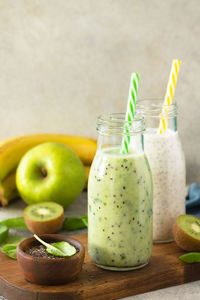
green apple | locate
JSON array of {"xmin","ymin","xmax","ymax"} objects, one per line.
[{"xmin": 16, "ymin": 142, "xmax": 85, "ymax": 207}]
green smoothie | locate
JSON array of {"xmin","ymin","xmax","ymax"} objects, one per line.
[{"xmin": 88, "ymin": 147, "xmax": 153, "ymax": 270}]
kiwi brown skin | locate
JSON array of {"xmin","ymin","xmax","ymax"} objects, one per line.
[
  {"xmin": 24, "ymin": 211, "xmax": 64, "ymax": 234},
  {"xmin": 173, "ymin": 216, "xmax": 200, "ymax": 252}
]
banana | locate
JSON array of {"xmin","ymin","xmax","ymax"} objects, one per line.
[
  {"xmin": 0, "ymin": 165, "xmax": 91, "ymax": 206},
  {"xmin": 0, "ymin": 134, "xmax": 97, "ymax": 182},
  {"xmin": 0, "ymin": 170, "xmax": 19, "ymax": 206},
  {"xmin": 84, "ymin": 165, "xmax": 91, "ymax": 189}
]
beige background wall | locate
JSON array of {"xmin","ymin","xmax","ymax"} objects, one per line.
[{"xmin": 0, "ymin": 0, "xmax": 199, "ymax": 183}]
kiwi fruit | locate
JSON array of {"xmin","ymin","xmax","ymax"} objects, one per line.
[
  {"xmin": 24, "ymin": 202, "xmax": 64, "ymax": 234},
  {"xmin": 173, "ymin": 214, "xmax": 200, "ymax": 251}
]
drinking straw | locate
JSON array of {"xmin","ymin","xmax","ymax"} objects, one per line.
[
  {"xmin": 159, "ymin": 59, "xmax": 181, "ymax": 134},
  {"xmin": 120, "ymin": 73, "xmax": 140, "ymax": 154}
]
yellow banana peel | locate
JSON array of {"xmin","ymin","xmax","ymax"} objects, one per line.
[
  {"xmin": 0, "ymin": 170, "xmax": 19, "ymax": 206},
  {"xmin": 84, "ymin": 165, "xmax": 91, "ymax": 189},
  {"xmin": 0, "ymin": 134, "xmax": 97, "ymax": 182}
]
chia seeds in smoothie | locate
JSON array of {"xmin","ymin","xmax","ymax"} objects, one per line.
[{"xmin": 88, "ymin": 147, "xmax": 153, "ymax": 270}]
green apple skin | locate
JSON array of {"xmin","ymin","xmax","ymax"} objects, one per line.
[{"xmin": 16, "ymin": 142, "xmax": 86, "ymax": 208}]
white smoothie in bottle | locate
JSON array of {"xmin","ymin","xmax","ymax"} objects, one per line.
[
  {"xmin": 137, "ymin": 98, "xmax": 186, "ymax": 243},
  {"xmin": 144, "ymin": 128, "xmax": 186, "ymax": 242}
]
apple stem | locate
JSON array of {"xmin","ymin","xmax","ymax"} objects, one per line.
[{"xmin": 41, "ymin": 166, "xmax": 47, "ymax": 177}]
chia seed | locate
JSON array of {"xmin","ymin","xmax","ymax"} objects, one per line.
[{"xmin": 25, "ymin": 244, "xmax": 77, "ymax": 259}]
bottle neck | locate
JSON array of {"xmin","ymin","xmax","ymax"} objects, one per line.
[
  {"xmin": 96, "ymin": 113, "xmax": 145, "ymax": 153},
  {"xmin": 136, "ymin": 100, "xmax": 178, "ymax": 132},
  {"xmin": 97, "ymin": 132, "xmax": 144, "ymax": 153}
]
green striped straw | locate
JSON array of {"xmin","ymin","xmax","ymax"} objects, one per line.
[{"xmin": 120, "ymin": 73, "xmax": 140, "ymax": 154}]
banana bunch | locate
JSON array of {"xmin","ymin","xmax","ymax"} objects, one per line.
[{"xmin": 0, "ymin": 134, "xmax": 96, "ymax": 206}]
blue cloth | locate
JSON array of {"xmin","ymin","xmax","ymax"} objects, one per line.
[{"xmin": 186, "ymin": 183, "xmax": 200, "ymax": 217}]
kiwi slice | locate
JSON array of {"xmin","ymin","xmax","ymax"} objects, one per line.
[
  {"xmin": 24, "ymin": 202, "xmax": 64, "ymax": 234},
  {"xmin": 173, "ymin": 214, "xmax": 200, "ymax": 251}
]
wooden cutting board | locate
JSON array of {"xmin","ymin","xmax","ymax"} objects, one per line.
[{"xmin": 0, "ymin": 233, "xmax": 200, "ymax": 300}]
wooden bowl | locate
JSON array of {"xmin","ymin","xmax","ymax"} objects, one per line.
[{"xmin": 17, "ymin": 234, "xmax": 85, "ymax": 285}]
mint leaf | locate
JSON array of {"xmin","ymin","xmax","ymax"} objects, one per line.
[
  {"xmin": 81, "ymin": 215, "xmax": 88, "ymax": 227},
  {"xmin": 1, "ymin": 236, "xmax": 25, "ymax": 247},
  {"xmin": 0, "ymin": 236, "xmax": 25, "ymax": 259},
  {"xmin": 1, "ymin": 244, "xmax": 17, "ymax": 259},
  {"xmin": 179, "ymin": 252, "xmax": 200, "ymax": 263},
  {"xmin": 0, "ymin": 224, "xmax": 9, "ymax": 244},
  {"xmin": 0, "ymin": 217, "xmax": 27, "ymax": 228},
  {"xmin": 49, "ymin": 241, "xmax": 76, "ymax": 257},
  {"xmin": 34, "ymin": 234, "xmax": 77, "ymax": 257},
  {"xmin": 62, "ymin": 215, "xmax": 88, "ymax": 230}
]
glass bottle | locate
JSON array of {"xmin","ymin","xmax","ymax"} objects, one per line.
[
  {"xmin": 88, "ymin": 113, "xmax": 153, "ymax": 271},
  {"xmin": 137, "ymin": 100, "xmax": 186, "ymax": 243}
]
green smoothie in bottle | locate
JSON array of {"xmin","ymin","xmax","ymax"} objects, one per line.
[{"xmin": 88, "ymin": 114, "xmax": 153, "ymax": 271}]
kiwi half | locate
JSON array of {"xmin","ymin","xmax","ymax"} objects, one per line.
[
  {"xmin": 24, "ymin": 202, "xmax": 64, "ymax": 234},
  {"xmin": 173, "ymin": 214, "xmax": 200, "ymax": 251}
]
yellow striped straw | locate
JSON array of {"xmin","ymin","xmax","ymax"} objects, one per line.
[{"xmin": 159, "ymin": 59, "xmax": 181, "ymax": 134}]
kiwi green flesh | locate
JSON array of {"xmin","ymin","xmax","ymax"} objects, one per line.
[
  {"xmin": 177, "ymin": 215, "xmax": 200, "ymax": 240},
  {"xmin": 24, "ymin": 202, "xmax": 64, "ymax": 221}
]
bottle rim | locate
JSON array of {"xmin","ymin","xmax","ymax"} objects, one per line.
[
  {"xmin": 97, "ymin": 113, "xmax": 145, "ymax": 135},
  {"xmin": 136, "ymin": 99, "xmax": 177, "ymax": 118}
]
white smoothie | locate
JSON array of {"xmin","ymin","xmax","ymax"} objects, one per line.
[{"xmin": 143, "ymin": 128, "xmax": 186, "ymax": 242}]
